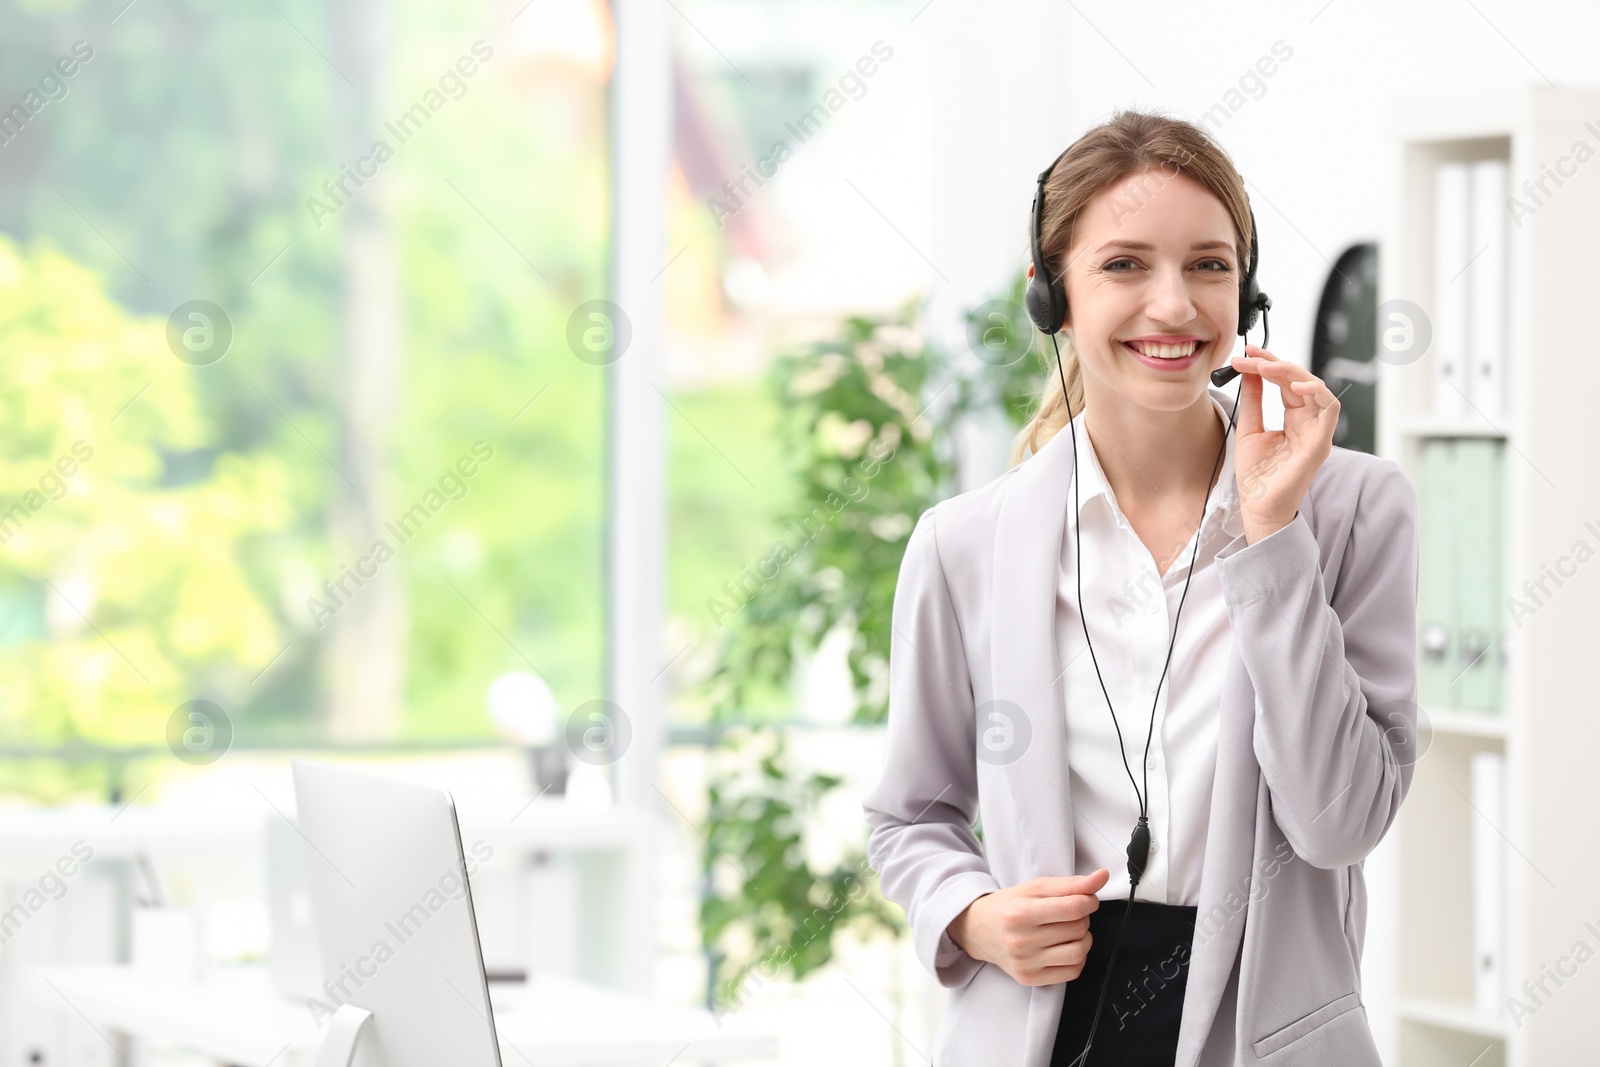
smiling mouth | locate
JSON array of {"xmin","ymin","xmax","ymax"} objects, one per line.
[{"xmin": 1121, "ymin": 339, "xmax": 1207, "ymax": 360}]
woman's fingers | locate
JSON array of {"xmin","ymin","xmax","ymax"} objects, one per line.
[
  {"xmin": 1028, "ymin": 887, "xmax": 1101, "ymax": 926},
  {"xmin": 1231, "ymin": 347, "xmax": 1321, "ymax": 409},
  {"xmin": 1025, "ymin": 932, "xmax": 1094, "ymax": 984},
  {"xmin": 1230, "ymin": 350, "xmax": 1265, "ymax": 436},
  {"xmin": 1293, "ymin": 377, "xmax": 1341, "ymax": 423},
  {"xmin": 1040, "ymin": 915, "xmax": 1091, "ymax": 941},
  {"xmin": 1042, "ymin": 931, "xmax": 1093, "ymax": 966}
]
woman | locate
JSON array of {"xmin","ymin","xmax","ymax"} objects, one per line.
[{"xmin": 861, "ymin": 109, "xmax": 1420, "ymax": 1066}]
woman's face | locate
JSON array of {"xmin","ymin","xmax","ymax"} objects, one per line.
[{"xmin": 1058, "ymin": 167, "xmax": 1241, "ymax": 410}]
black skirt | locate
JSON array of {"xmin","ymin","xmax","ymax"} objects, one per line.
[{"xmin": 1049, "ymin": 898, "xmax": 1198, "ymax": 1067}]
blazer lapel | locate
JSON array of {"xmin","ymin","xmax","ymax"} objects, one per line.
[
  {"xmin": 1174, "ymin": 648, "xmax": 1258, "ymax": 1065},
  {"xmin": 990, "ymin": 424, "xmax": 1079, "ymax": 880}
]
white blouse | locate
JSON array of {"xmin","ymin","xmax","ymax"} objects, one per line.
[{"xmin": 1054, "ymin": 391, "xmax": 1245, "ymax": 905}]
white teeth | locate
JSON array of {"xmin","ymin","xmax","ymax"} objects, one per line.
[{"xmin": 1127, "ymin": 340, "xmax": 1200, "ymax": 359}]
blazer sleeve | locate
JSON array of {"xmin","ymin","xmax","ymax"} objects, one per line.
[
  {"xmin": 1214, "ymin": 458, "xmax": 1421, "ymax": 869},
  {"xmin": 861, "ymin": 504, "xmax": 1001, "ymax": 989}
]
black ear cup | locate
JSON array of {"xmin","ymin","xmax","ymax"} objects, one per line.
[
  {"xmin": 1026, "ymin": 182, "xmax": 1068, "ymax": 335},
  {"xmin": 1025, "ymin": 261, "xmax": 1066, "ymax": 335},
  {"xmin": 1236, "ymin": 206, "xmax": 1269, "ymax": 336},
  {"xmin": 1239, "ymin": 274, "xmax": 1260, "ymax": 335}
]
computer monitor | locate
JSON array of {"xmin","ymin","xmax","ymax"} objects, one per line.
[
  {"xmin": 266, "ymin": 812, "xmax": 324, "ymax": 1002},
  {"xmin": 291, "ymin": 759, "xmax": 503, "ymax": 1066}
]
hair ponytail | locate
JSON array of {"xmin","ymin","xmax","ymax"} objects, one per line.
[{"xmin": 1007, "ymin": 331, "xmax": 1085, "ymax": 467}]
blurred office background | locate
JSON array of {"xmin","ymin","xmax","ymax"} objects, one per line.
[{"xmin": 1, "ymin": 0, "xmax": 1598, "ymax": 1063}]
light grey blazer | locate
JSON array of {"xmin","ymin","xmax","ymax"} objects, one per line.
[{"xmin": 862, "ymin": 394, "xmax": 1420, "ymax": 1066}]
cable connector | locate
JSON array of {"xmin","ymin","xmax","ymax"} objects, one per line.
[{"xmin": 1126, "ymin": 816, "xmax": 1151, "ymax": 887}]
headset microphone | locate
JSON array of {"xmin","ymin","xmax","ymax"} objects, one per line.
[
  {"xmin": 1210, "ymin": 292, "xmax": 1272, "ymax": 386},
  {"xmin": 1025, "ymin": 141, "xmax": 1269, "ymax": 1067}
]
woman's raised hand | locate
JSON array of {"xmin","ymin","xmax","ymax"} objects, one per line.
[
  {"xmin": 1228, "ymin": 343, "xmax": 1341, "ymax": 544},
  {"xmin": 946, "ymin": 867, "xmax": 1110, "ymax": 986}
]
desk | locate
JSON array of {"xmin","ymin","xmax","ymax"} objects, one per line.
[
  {"xmin": 0, "ymin": 798, "xmax": 656, "ymax": 992},
  {"xmin": 27, "ymin": 964, "xmax": 778, "ymax": 1066}
]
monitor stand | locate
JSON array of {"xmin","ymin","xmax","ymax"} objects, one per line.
[{"xmin": 315, "ymin": 1004, "xmax": 374, "ymax": 1067}]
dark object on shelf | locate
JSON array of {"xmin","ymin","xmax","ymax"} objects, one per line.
[{"xmin": 1311, "ymin": 243, "xmax": 1379, "ymax": 454}]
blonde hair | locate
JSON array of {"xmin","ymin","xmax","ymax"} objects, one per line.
[{"xmin": 1007, "ymin": 109, "xmax": 1255, "ymax": 468}]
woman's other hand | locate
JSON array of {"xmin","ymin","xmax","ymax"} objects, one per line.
[{"xmin": 946, "ymin": 867, "xmax": 1110, "ymax": 986}]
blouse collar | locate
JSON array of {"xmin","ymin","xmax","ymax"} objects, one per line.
[{"xmin": 1062, "ymin": 384, "xmax": 1245, "ymax": 546}]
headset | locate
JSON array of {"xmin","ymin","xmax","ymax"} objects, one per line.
[
  {"xmin": 1025, "ymin": 137, "xmax": 1271, "ymax": 1067},
  {"xmin": 1026, "ymin": 141, "xmax": 1271, "ymax": 361}
]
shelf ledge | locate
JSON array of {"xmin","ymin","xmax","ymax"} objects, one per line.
[
  {"xmin": 1424, "ymin": 707, "xmax": 1510, "ymax": 740},
  {"xmin": 1399, "ymin": 997, "xmax": 1509, "ymax": 1040},
  {"xmin": 1399, "ymin": 417, "xmax": 1510, "ymax": 440}
]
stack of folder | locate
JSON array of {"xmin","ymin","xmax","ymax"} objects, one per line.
[
  {"xmin": 1433, "ymin": 159, "xmax": 1510, "ymax": 423},
  {"xmin": 1417, "ymin": 437, "xmax": 1507, "ymax": 714}
]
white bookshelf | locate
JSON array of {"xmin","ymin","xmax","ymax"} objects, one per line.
[{"xmin": 1370, "ymin": 86, "xmax": 1600, "ymax": 1067}]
